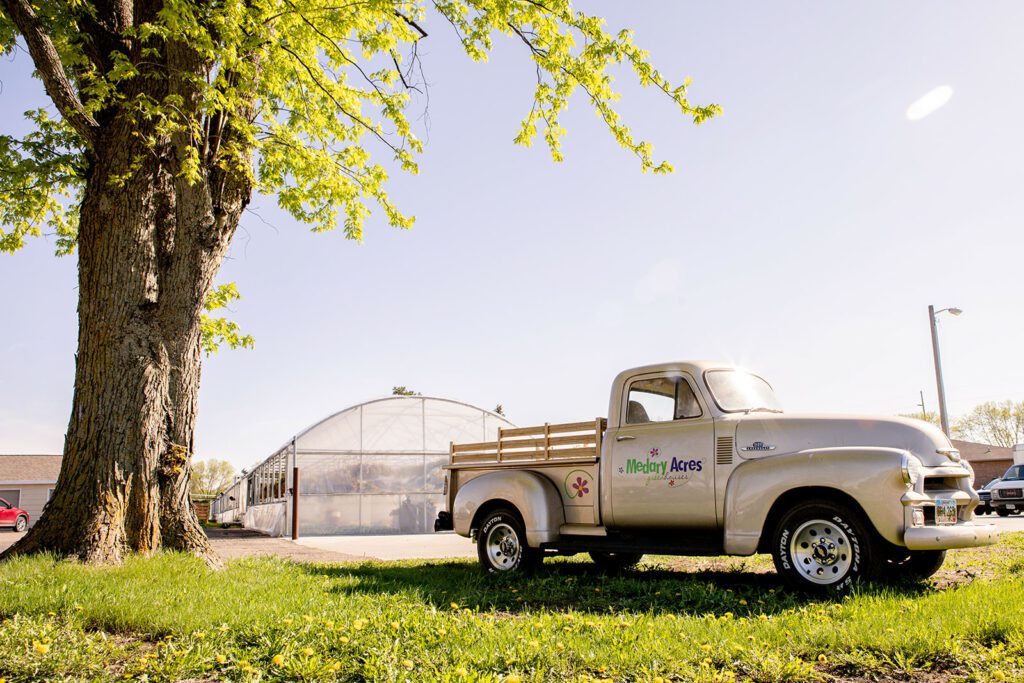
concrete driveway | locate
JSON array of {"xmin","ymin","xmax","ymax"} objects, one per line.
[{"xmin": 294, "ymin": 531, "xmax": 476, "ymax": 561}]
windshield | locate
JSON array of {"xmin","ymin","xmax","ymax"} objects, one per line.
[
  {"xmin": 705, "ymin": 370, "xmax": 783, "ymax": 413},
  {"xmin": 1003, "ymin": 466, "xmax": 1024, "ymax": 482}
]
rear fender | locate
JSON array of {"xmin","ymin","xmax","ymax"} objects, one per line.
[{"xmin": 453, "ymin": 470, "xmax": 565, "ymax": 547}]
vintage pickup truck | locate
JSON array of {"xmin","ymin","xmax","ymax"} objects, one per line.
[{"xmin": 434, "ymin": 361, "xmax": 998, "ymax": 593}]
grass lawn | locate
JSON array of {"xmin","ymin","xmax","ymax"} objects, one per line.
[{"xmin": 1, "ymin": 534, "xmax": 1023, "ymax": 682}]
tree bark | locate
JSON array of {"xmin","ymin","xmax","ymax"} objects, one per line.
[{"xmin": 2, "ymin": 31, "xmax": 248, "ymax": 567}]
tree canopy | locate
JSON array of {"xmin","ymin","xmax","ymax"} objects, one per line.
[
  {"xmin": 955, "ymin": 401, "xmax": 1024, "ymax": 448},
  {"xmin": 0, "ymin": 0, "xmax": 720, "ymax": 256},
  {"xmin": 190, "ymin": 458, "xmax": 237, "ymax": 495}
]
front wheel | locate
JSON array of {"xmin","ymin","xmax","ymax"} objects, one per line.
[
  {"xmin": 14, "ymin": 516, "xmax": 27, "ymax": 532},
  {"xmin": 771, "ymin": 500, "xmax": 878, "ymax": 594},
  {"xmin": 477, "ymin": 509, "xmax": 539, "ymax": 574},
  {"xmin": 997, "ymin": 508, "xmax": 1011, "ymax": 517}
]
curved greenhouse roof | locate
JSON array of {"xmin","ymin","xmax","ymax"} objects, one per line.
[{"xmin": 242, "ymin": 396, "xmax": 513, "ymax": 535}]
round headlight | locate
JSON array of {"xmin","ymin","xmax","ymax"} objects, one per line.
[{"xmin": 901, "ymin": 454, "xmax": 923, "ymax": 487}]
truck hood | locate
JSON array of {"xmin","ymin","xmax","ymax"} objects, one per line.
[{"xmin": 733, "ymin": 413, "xmax": 956, "ymax": 467}]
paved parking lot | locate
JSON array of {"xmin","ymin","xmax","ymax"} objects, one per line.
[{"xmin": 3, "ymin": 515, "xmax": 1023, "ymax": 561}]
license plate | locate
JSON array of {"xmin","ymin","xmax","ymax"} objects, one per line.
[{"xmin": 935, "ymin": 498, "xmax": 957, "ymax": 526}]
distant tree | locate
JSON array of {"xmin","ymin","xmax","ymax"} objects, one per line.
[
  {"xmin": 190, "ymin": 459, "xmax": 236, "ymax": 496},
  {"xmin": 392, "ymin": 386, "xmax": 421, "ymax": 396},
  {"xmin": 898, "ymin": 411, "xmax": 941, "ymax": 428},
  {"xmin": 494, "ymin": 404, "xmax": 506, "ymax": 417},
  {"xmin": 954, "ymin": 401, "xmax": 1024, "ymax": 448}
]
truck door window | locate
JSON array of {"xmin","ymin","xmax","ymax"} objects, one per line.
[{"xmin": 626, "ymin": 377, "xmax": 703, "ymax": 424}]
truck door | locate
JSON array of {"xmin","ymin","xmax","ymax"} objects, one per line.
[{"xmin": 606, "ymin": 372, "xmax": 716, "ymax": 529}]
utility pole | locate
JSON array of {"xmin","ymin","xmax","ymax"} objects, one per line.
[{"xmin": 928, "ymin": 305, "xmax": 962, "ymax": 437}]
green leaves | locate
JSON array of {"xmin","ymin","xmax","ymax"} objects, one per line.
[
  {"xmin": 0, "ymin": 110, "xmax": 83, "ymax": 255},
  {"xmin": 2, "ymin": 0, "xmax": 720, "ymax": 251},
  {"xmin": 200, "ymin": 283, "xmax": 254, "ymax": 356}
]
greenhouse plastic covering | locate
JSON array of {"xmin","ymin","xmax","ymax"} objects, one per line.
[{"xmin": 245, "ymin": 397, "xmax": 511, "ymax": 535}]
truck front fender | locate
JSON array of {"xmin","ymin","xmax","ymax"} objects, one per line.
[
  {"xmin": 723, "ymin": 447, "xmax": 910, "ymax": 555},
  {"xmin": 453, "ymin": 470, "xmax": 565, "ymax": 547}
]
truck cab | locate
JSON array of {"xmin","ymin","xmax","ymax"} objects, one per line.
[{"xmin": 437, "ymin": 361, "xmax": 998, "ymax": 593}]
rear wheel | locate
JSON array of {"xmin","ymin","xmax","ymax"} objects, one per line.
[
  {"xmin": 997, "ymin": 508, "xmax": 1011, "ymax": 517},
  {"xmin": 14, "ymin": 516, "xmax": 27, "ymax": 532},
  {"xmin": 589, "ymin": 551, "xmax": 643, "ymax": 573},
  {"xmin": 771, "ymin": 500, "xmax": 878, "ymax": 594},
  {"xmin": 477, "ymin": 509, "xmax": 540, "ymax": 574}
]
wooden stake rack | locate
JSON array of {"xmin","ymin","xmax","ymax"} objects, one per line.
[{"xmin": 448, "ymin": 418, "xmax": 607, "ymax": 468}]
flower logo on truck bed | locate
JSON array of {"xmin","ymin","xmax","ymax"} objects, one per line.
[{"xmin": 564, "ymin": 470, "xmax": 592, "ymax": 499}]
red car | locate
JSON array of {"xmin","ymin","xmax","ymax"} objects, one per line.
[{"xmin": 0, "ymin": 497, "xmax": 29, "ymax": 532}]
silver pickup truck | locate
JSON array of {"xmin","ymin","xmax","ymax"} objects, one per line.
[{"xmin": 434, "ymin": 361, "xmax": 998, "ymax": 593}]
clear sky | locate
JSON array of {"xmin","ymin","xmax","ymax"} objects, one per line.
[{"xmin": 2, "ymin": 2, "xmax": 1023, "ymax": 472}]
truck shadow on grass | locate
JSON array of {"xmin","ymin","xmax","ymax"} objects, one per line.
[{"xmin": 300, "ymin": 557, "xmax": 934, "ymax": 618}]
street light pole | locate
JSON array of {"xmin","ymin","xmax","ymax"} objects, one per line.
[{"xmin": 928, "ymin": 305, "xmax": 962, "ymax": 437}]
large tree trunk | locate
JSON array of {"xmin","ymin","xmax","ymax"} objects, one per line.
[
  {"xmin": 6, "ymin": 132, "xmax": 216, "ymax": 564},
  {"xmin": 0, "ymin": 5, "xmax": 253, "ymax": 566}
]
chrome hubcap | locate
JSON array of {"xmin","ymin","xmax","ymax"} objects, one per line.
[
  {"xmin": 790, "ymin": 519, "xmax": 852, "ymax": 585},
  {"xmin": 485, "ymin": 522, "xmax": 520, "ymax": 570}
]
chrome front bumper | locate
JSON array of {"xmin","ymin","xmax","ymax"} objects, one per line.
[{"xmin": 904, "ymin": 522, "xmax": 998, "ymax": 550}]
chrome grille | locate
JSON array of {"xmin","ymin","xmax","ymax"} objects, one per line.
[
  {"xmin": 996, "ymin": 488, "xmax": 1023, "ymax": 499},
  {"xmin": 716, "ymin": 436, "xmax": 734, "ymax": 465}
]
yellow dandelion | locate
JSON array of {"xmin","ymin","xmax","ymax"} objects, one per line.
[
  {"xmin": 324, "ymin": 620, "xmax": 334, "ymax": 628},
  {"xmin": 818, "ymin": 654, "xmax": 828, "ymax": 665},
  {"xmin": 272, "ymin": 654, "xmax": 285, "ymax": 667},
  {"xmin": 993, "ymin": 672, "xmax": 1006, "ymax": 681},
  {"xmin": 47, "ymin": 611, "xmax": 55, "ymax": 617},
  {"xmin": 215, "ymin": 654, "xmax": 227, "ymax": 664},
  {"xmin": 217, "ymin": 623, "xmax": 230, "ymax": 632},
  {"xmin": 340, "ymin": 636, "xmax": 350, "ymax": 644},
  {"xmin": 738, "ymin": 599, "xmax": 748, "ymax": 605},
  {"xmin": 32, "ymin": 640, "xmax": 50, "ymax": 655},
  {"xmin": 402, "ymin": 659, "xmax": 414, "ymax": 670},
  {"xmin": 391, "ymin": 621, "xmax": 400, "ymax": 630},
  {"xmin": 282, "ymin": 617, "xmax": 294, "ymax": 626},
  {"xmin": 301, "ymin": 647, "xmax": 314, "ymax": 657},
  {"xmin": 242, "ymin": 665, "xmax": 256, "ymax": 674},
  {"xmin": 722, "ymin": 612, "xmax": 734, "ymax": 619},
  {"xmin": 455, "ymin": 667, "xmax": 469, "ymax": 677},
  {"xmin": 701, "ymin": 644, "xmax": 712, "ymax": 652},
  {"xmin": 329, "ymin": 662, "xmax": 341, "ymax": 672},
  {"xmin": 505, "ymin": 675, "xmax": 522, "ymax": 683},
  {"xmin": 195, "ymin": 631, "xmax": 207, "ymax": 639},
  {"xmin": 438, "ymin": 628, "xmax": 448, "ymax": 637},
  {"xmin": 596, "ymin": 666, "xmax": 607, "ymax": 673},
  {"xmin": 303, "ymin": 614, "xmax": 314, "ymax": 623},
  {"xmin": 528, "ymin": 639, "xmax": 539, "ymax": 648},
  {"xmin": 556, "ymin": 642, "xmax": 565, "ymax": 651},
  {"xmin": 450, "ymin": 602, "xmax": 460, "ymax": 609},
  {"xmin": 654, "ymin": 677, "xmax": 665, "ymax": 683}
]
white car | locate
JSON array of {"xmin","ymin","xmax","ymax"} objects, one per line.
[{"xmin": 989, "ymin": 465, "xmax": 1024, "ymax": 517}]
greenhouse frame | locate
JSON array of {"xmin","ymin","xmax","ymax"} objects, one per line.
[{"xmin": 211, "ymin": 396, "xmax": 512, "ymax": 536}]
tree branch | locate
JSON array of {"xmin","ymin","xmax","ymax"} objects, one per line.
[{"xmin": 0, "ymin": 0, "xmax": 99, "ymax": 147}]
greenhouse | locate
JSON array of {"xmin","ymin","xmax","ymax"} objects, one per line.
[{"xmin": 212, "ymin": 396, "xmax": 512, "ymax": 536}]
